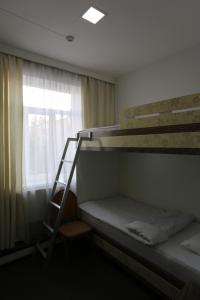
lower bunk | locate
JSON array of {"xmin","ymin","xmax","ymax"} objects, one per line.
[{"xmin": 79, "ymin": 196, "xmax": 200, "ymax": 299}]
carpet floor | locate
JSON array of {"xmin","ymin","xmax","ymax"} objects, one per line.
[{"xmin": 0, "ymin": 240, "xmax": 162, "ymax": 300}]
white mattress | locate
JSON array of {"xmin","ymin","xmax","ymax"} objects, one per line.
[
  {"xmin": 79, "ymin": 124, "xmax": 120, "ymax": 133},
  {"xmin": 80, "ymin": 196, "xmax": 200, "ymax": 285}
]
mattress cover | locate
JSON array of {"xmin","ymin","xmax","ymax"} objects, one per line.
[
  {"xmin": 79, "ymin": 124, "xmax": 120, "ymax": 134},
  {"xmin": 80, "ymin": 196, "xmax": 200, "ymax": 285}
]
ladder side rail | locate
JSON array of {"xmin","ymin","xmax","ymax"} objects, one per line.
[
  {"xmin": 45, "ymin": 136, "xmax": 91, "ymax": 262},
  {"xmin": 55, "ymin": 135, "xmax": 92, "ymax": 227},
  {"xmin": 50, "ymin": 137, "xmax": 77, "ymax": 199},
  {"xmin": 44, "ymin": 137, "xmax": 77, "ymax": 225}
]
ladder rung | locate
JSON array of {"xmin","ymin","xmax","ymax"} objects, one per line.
[
  {"xmin": 36, "ymin": 242, "xmax": 47, "ymax": 259},
  {"xmin": 50, "ymin": 201, "xmax": 61, "ymax": 209},
  {"xmin": 56, "ymin": 180, "xmax": 66, "ymax": 186},
  {"xmin": 62, "ymin": 159, "xmax": 73, "ymax": 163},
  {"xmin": 43, "ymin": 222, "xmax": 54, "ymax": 234}
]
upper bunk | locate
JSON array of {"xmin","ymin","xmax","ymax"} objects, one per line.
[{"xmin": 78, "ymin": 92, "xmax": 200, "ymax": 155}]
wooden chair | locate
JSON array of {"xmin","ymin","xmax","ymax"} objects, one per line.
[{"xmin": 51, "ymin": 189, "xmax": 92, "ymax": 242}]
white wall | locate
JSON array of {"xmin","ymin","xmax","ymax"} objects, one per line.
[
  {"xmin": 77, "ymin": 152, "xmax": 120, "ymax": 203},
  {"xmin": 119, "ymin": 153, "xmax": 200, "ymax": 219},
  {"xmin": 116, "ymin": 44, "xmax": 200, "ymax": 217},
  {"xmin": 117, "ymin": 43, "xmax": 200, "ymax": 114}
]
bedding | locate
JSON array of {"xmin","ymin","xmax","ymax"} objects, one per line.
[
  {"xmin": 80, "ymin": 198, "xmax": 200, "ymax": 285},
  {"xmin": 81, "ymin": 208, "xmax": 200, "ymax": 285},
  {"xmin": 181, "ymin": 233, "xmax": 200, "ymax": 256},
  {"xmin": 125, "ymin": 220, "xmax": 168, "ymax": 245},
  {"xmin": 80, "ymin": 195, "xmax": 194, "ymax": 245},
  {"xmin": 126, "ymin": 213, "xmax": 194, "ymax": 245}
]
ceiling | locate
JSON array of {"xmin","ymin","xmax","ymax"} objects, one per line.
[{"xmin": 0, "ymin": 0, "xmax": 200, "ymax": 78}]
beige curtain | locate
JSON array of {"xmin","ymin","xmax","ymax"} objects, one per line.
[
  {"xmin": 0, "ymin": 53, "xmax": 25, "ymax": 250},
  {"xmin": 81, "ymin": 76, "xmax": 116, "ymax": 128}
]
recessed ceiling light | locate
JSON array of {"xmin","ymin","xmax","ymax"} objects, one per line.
[{"xmin": 82, "ymin": 6, "xmax": 106, "ymax": 24}]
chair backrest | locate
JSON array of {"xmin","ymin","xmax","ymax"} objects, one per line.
[{"xmin": 52, "ymin": 189, "xmax": 78, "ymax": 221}]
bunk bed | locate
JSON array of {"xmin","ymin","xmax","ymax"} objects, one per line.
[
  {"xmin": 79, "ymin": 92, "xmax": 200, "ymax": 154},
  {"xmin": 77, "ymin": 92, "xmax": 200, "ymax": 299}
]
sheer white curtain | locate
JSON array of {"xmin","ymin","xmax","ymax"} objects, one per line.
[{"xmin": 22, "ymin": 62, "xmax": 82, "ymax": 223}]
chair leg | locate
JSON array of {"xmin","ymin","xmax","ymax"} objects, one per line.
[
  {"xmin": 63, "ymin": 239, "xmax": 70, "ymax": 263},
  {"xmin": 87, "ymin": 232, "xmax": 94, "ymax": 252}
]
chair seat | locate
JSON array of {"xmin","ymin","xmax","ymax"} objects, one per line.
[{"xmin": 59, "ymin": 221, "xmax": 92, "ymax": 239}]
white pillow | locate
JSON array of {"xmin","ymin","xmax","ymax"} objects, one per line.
[
  {"xmin": 162, "ymin": 213, "xmax": 194, "ymax": 237},
  {"xmin": 181, "ymin": 233, "xmax": 200, "ymax": 256},
  {"xmin": 126, "ymin": 221, "xmax": 168, "ymax": 246}
]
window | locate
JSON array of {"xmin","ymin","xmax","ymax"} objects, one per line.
[{"xmin": 22, "ymin": 63, "xmax": 82, "ymax": 190}]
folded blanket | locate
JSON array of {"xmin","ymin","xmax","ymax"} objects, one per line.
[
  {"xmin": 126, "ymin": 221, "xmax": 168, "ymax": 245},
  {"xmin": 181, "ymin": 233, "xmax": 200, "ymax": 256},
  {"xmin": 126, "ymin": 213, "xmax": 194, "ymax": 246}
]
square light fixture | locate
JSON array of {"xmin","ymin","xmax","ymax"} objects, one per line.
[{"xmin": 82, "ymin": 6, "xmax": 106, "ymax": 24}]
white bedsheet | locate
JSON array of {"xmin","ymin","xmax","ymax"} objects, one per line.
[
  {"xmin": 80, "ymin": 195, "xmax": 193, "ymax": 245},
  {"xmin": 80, "ymin": 196, "xmax": 200, "ymax": 285},
  {"xmin": 80, "ymin": 195, "xmax": 171, "ymax": 227},
  {"xmin": 181, "ymin": 233, "xmax": 200, "ymax": 256},
  {"xmin": 80, "ymin": 124, "xmax": 120, "ymax": 133}
]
